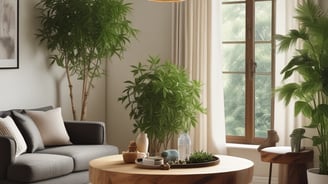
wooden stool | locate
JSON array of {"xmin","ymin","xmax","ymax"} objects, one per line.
[{"xmin": 260, "ymin": 146, "xmax": 313, "ymax": 184}]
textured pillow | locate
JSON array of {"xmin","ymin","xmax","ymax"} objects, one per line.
[
  {"xmin": 12, "ymin": 111, "xmax": 45, "ymax": 152},
  {"xmin": 0, "ymin": 116, "xmax": 27, "ymax": 156},
  {"xmin": 26, "ymin": 108, "xmax": 71, "ymax": 146}
]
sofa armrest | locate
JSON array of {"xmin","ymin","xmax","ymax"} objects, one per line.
[
  {"xmin": 0, "ymin": 136, "xmax": 15, "ymax": 179},
  {"xmin": 64, "ymin": 121, "xmax": 106, "ymax": 145}
]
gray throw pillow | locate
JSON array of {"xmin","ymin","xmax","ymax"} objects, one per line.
[{"xmin": 12, "ymin": 111, "xmax": 44, "ymax": 152}]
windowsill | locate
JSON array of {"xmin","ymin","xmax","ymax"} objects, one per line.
[{"xmin": 226, "ymin": 143, "xmax": 259, "ymax": 150}]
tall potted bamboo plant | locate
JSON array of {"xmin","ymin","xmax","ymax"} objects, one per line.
[
  {"xmin": 36, "ymin": 0, "xmax": 137, "ymax": 120},
  {"xmin": 276, "ymin": 0, "xmax": 328, "ymax": 181},
  {"xmin": 119, "ymin": 56, "xmax": 206, "ymax": 155}
]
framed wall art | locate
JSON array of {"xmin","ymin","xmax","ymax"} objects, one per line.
[{"xmin": 0, "ymin": 0, "xmax": 18, "ymax": 69}]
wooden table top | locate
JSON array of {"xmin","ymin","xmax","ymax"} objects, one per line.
[
  {"xmin": 89, "ymin": 154, "xmax": 254, "ymax": 184},
  {"xmin": 260, "ymin": 147, "xmax": 314, "ymax": 164}
]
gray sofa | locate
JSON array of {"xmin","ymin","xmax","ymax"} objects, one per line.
[{"xmin": 0, "ymin": 107, "xmax": 119, "ymax": 184}]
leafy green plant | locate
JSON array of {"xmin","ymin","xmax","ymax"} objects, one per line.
[
  {"xmin": 188, "ymin": 151, "xmax": 215, "ymax": 163},
  {"xmin": 276, "ymin": 0, "xmax": 328, "ymax": 175},
  {"xmin": 36, "ymin": 0, "xmax": 137, "ymax": 120},
  {"xmin": 118, "ymin": 56, "xmax": 206, "ymax": 155}
]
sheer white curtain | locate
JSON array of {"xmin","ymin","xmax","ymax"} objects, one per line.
[
  {"xmin": 275, "ymin": 0, "xmax": 303, "ymax": 146},
  {"xmin": 171, "ymin": 0, "xmax": 226, "ymax": 154}
]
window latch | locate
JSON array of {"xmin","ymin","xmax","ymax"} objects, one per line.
[{"xmin": 252, "ymin": 62, "xmax": 257, "ymax": 73}]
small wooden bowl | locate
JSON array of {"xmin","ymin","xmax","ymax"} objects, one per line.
[{"xmin": 122, "ymin": 151, "xmax": 146, "ymax": 163}]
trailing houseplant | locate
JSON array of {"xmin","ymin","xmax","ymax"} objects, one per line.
[
  {"xmin": 276, "ymin": 0, "xmax": 328, "ymax": 175},
  {"xmin": 118, "ymin": 56, "xmax": 206, "ymax": 155},
  {"xmin": 36, "ymin": 0, "xmax": 137, "ymax": 120}
]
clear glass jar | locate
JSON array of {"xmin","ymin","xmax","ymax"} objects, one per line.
[{"xmin": 178, "ymin": 133, "xmax": 191, "ymax": 161}]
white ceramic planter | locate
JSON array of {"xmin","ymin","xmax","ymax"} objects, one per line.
[
  {"xmin": 136, "ymin": 133, "xmax": 149, "ymax": 153},
  {"xmin": 307, "ymin": 168, "xmax": 328, "ymax": 184}
]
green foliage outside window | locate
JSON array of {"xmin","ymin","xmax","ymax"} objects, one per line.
[{"xmin": 222, "ymin": 1, "xmax": 273, "ymax": 139}]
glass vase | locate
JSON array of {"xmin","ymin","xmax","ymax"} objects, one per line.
[{"xmin": 178, "ymin": 133, "xmax": 191, "ymax": 161}]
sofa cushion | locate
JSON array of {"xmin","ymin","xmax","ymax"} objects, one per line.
[
  {"xmin": 0, "ymin": 110, "xmax": 12, "ymax": 118},
  {"xmin": 38, "ymin": 145, "xmax": 119, "ymax": 171},
  {"xmin": 26, "ymin": 108, "xmax": 71, "ymax": 146},
  {"xmin": 0, "ymin": 116, "xmax": 27, "ymax": 156},
  {"xmin": 11, "ymin": 111, "xmax": 45, "ymax": 153},
  {"xmin": 7, "ymin": 153, "xmax": 74, "ymax": 183}
]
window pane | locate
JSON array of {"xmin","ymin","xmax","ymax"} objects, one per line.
[
  {"xmin": 223, "ymin": 74, "xmax": 245, "ymax": 136},
  {"xmin": 255, "ymin": 75, "xmax": 271, "ymax": 138},
  {"xmin": 255, "ymin": 1, "xmax": 272, "ymax": 41},
  {"xmin": 222, "ymin": 44, "xmax": 245, "ymax": 72},
  {"xmin": 255, "ymin": 43, "xmax": 271, "ymax": 73},
  {"xmin": 221, "ymin": 0, "xmax": 275, "ymax": 143},
  {"xmin": 222, "ymin": 4, "xmax": 245, "ymax": 41}
]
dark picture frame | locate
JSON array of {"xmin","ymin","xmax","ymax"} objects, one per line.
[{"xmin": 0, "ymin": 0, "xmax": 19, "ymax": 69}]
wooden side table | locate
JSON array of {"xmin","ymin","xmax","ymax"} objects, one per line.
[
  {"xmin": 89, "ymin": 154, "xmax": 254, "ymax": 184},
  {"xmin": 260, "ymin": 146, "xmax": 313, "ymax": 184}
]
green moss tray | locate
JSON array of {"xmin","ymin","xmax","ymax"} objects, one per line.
[{"xmin": 170, "ymin": 156, "xmax": 220, "ymax": 168}]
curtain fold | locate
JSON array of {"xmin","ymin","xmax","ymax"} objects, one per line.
[
  {"xmin": 275, "ymin": 0, "xmax": 305, "ymax": 146},
  {"xmin": 171, "ymin": 0, "xmax": 226, "ymax": 154}
]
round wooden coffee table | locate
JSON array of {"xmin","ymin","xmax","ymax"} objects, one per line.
[{"xmin": 89, "ymin": 154, "xmax": 254, "ymax": 184}]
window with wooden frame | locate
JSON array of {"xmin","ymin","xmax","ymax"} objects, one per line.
[{"xmin": 221, "ymin": 0, "xmax": 276, "ymax": 144}]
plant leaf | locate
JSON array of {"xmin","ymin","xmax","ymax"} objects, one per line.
[{"xmin": 295, "ymin": 101, "xmax": 312, "ymax": 117}]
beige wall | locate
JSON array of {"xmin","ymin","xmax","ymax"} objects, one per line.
[
  {"xmin": 0, "ymin": 0, "xmax": 57, "ymax": 111},
  {"xmin": 106, "ymin": 0, "xmax": 172, "ymax": 152}
]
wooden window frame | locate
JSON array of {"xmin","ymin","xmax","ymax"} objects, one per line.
[{"xmin": 222, "ymin": 0, "xmax": 276, "ymax": 144}]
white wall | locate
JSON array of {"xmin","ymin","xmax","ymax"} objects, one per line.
[
  {"xmin": 0, "ymin": 0, "xmax": 106, "ymax": 122},
  {"xmin": 106, "ymin": 1, "xmax": 172, "ymax": 151},
  {"xmin": 0, "ymin": 0, "xmax": 56, "ymax": 110}
]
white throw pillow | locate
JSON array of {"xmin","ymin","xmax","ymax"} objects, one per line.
[
  {"xmin": 26, "ymin": 107, "xmax": 71, "ymax": 146},
  {"xmin": 0, "ymin": 116, "xmax": 27, "ymax": 156}
]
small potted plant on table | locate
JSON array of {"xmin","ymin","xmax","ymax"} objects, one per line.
[{"xmin": 119, "ymin": 56, "xmax": 206, "ymax": 155}]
